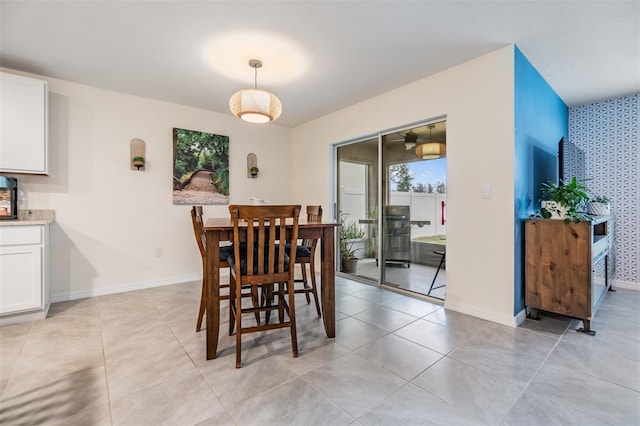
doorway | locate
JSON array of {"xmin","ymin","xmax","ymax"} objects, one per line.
[{"xmin": 336, "ymin": 119, "xmax": 447, "ymax": 299}]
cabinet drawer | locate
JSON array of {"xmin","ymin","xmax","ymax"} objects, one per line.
[{"xmin": 0, "ymin": 226, "xmax": 42, "ymax": 246}]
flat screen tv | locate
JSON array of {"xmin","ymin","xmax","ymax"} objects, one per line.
[{"xmin": 559, "ymin": 137, "xmax": 585, "ymax": 183}]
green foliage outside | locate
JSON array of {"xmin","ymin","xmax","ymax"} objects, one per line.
[
  {"xmin": 173, "ymin": 128, "xmax": 229, "ymax": 195},
  {"xmin": 413, "ymin": 182, "xmax": 428, "ymax": 193},
  {"xmin": 390, "ymin": 164, "xmax": 446, "ymax": 193},
  {"xmin": 389, "ymin": 164, "xmax": 413, "ymax": 192}
]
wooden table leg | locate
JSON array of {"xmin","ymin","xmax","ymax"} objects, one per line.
[
  {"xmin": 206, "ymin": 230, "xmax": 220, "ymax": 359},
  {"xmin": 320, "ymin": 226, "xmax": 335, "ymax": 338}
]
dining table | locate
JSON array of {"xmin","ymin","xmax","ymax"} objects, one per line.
[{"xmin": 203, "ymin": 216, "xmax": 340, "ymax": 360}]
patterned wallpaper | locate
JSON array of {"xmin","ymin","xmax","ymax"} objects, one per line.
[{"xmin": 569, "ymin": 94, "xmax": 639, "ymax": 286}]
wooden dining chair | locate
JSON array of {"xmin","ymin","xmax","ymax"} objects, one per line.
[
  {"xmin": 293, "ymin": 205, "xmax": 322, "ymax": 317},
  {"xmin": 190, "ymin": 206, "xmax": 259, "ymax": 333},
  {"xmin": 227, "ymin": 204, "xmax": 301, "ymax": 368}
]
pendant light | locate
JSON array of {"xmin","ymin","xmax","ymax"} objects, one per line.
[
  {"xmin": 415, "ymin": 124, "xmax": 446, "ymax": 159},
  {"xmin": 229, "ymin": 60, "xmax": 282, "ymax": 123}
]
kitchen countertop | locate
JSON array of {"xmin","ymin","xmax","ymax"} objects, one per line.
[{"xmin": 0, "ymin": 209, "xmax": 55, "ymax": 226}]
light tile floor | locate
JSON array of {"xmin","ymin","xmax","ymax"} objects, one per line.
[
  {"xmin": 1, "ymin": 277, "xmax": 638, "ymax": 425},
  {"xmin": 348, "ymin": 258, "xmax": 447, "ymax": 300}
]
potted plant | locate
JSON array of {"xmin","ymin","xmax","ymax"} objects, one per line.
[
  {"xmin": 132, "ymin": 156, "xmax": 145, "ymax": 170},
  {"xmin": 588, "ymin": 195, "xmax": 610, "ymax": 215},
  {"xmin": 249, "ymin": 166, "xmax": 259, "ymax": 177},
  {"xmin": 540, "ymin": 177, "xmax": 590, "ymax": 223},
  {"xmin": 339, "ymin": 213, "xmax": 366, "ymax": 273}
]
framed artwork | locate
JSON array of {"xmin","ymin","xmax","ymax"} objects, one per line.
[{"xmin": 172, "ymin": 127, "xmax": 229, "ymax": 205}]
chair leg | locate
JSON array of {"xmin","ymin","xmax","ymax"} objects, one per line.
[
  {"xmin": 278, "ymin": 283, "xmax": 286, "ymax": 323},
  {"xmin": 251, "ymin": 287, "xmax": 261, "ymax": 325},
  {"xmin": 300, "ymin": 264, "xmax": 311, "ymax": 304},
  {"xmin": 196, "ymin": 277, "xmax": 206, "ymax": 332},
  {"xmin": 428, "ymin": 252, "xmax": 446, "ymax": 295},
  {"xmin": 235, "ymin": 281, "xmax": 243, "ymax": 368},
  {"xmin": 288, "ymin": 280, "xmax": 298, "ymax": 358},
  {"xmin": 309, "ymin": 260, "xmax": 322, "ymax": 317},
  {"xmin": 229, "ymin": 275, "xmax": 236, "ymax": 336},
  {"xmin": 264, "ymin": 284, "xmax": 273, "ymax": 325}
]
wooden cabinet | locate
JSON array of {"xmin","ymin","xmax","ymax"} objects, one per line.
[
  {"xmin": 525, "ymin": 216, "xmax": 614, "ymax": 334},
  {"xmin": 0, "ymin": 72, "xmax": 48, "ymax": 174},
  {"xmin": 0, "ymin": 224, "xmax": 50, "ymax": 324}
]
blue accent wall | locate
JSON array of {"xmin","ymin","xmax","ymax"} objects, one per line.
[{"xmin": 514, "ymin": 46, "xmax": 568, "ymax": 315}]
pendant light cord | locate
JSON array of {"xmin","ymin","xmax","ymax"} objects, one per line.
[{"xmin": 254, "ymin": 66, "xmax": 258, "ymax": 89}]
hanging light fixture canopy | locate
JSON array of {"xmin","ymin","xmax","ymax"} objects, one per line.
[
  {"xmin": 414, "ymin": 124, "xmax": 446, "ymax": 159},
  {"xmin": 229, "ymin": 60, "xmax": 282, "ymax": 124}
]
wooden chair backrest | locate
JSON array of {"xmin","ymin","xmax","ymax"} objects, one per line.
[
  {"xmin": 191, "ymin": 206, "xmax": 206, "ymax": 258},
  {"xmin": 228, "ymin": 205, "xmax": 301, "ymax": 285},
  {"xmin": 302, "ymin": 205, "xmax": 323, "ymax": 250}
]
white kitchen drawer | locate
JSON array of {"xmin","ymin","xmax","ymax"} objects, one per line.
[{"xmin": 0, "ymin": 226, "xmax": 42, "ymax": 246}]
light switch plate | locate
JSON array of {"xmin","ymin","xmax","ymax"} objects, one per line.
[{"xmin": 481, "ymin": 184, "xmax": 492, "ymax": 199}]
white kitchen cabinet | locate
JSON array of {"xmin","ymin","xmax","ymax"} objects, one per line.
[
  {"xmin": 0, "ymin": 224, "xmax": 50, "ymax": 324},
  {"xmin": 0, "ymin": 71, "xmax": 48, "ymax": 174}
]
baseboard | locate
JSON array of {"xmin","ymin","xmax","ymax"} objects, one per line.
[
  {"xmin": 612, "ymin": 279, "xmax": 640, "ymax": 291},
  {"xmin": 513, "ymin": 308, "xmax": 528, "ymax": 326},
  {"xmin": 0, "ymin": 303, "xmax": 49, "ymax": 326},
  {"xmin": 444, "ymin": 300, "xmax": 524, "ymax": 328},
  {"xmin": 443, "ymin": 281, "xmax": 638, "ymax": 329},
  {"xmin": 51, "ymin": 274, "xmax": 201, "ymax": 303}
]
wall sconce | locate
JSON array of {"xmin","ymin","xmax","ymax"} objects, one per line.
[
  {"xmin": 247, "ymin": 153, "xmax": 258, "ymax": 178},
  {"xmin": 130, "ymin": 138, "xmax": 146, "ymax": 170}
]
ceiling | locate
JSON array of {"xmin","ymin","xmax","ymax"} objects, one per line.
[{"xmin": 1, "ymin": 1, "xmax": 638, "ymax": 128}]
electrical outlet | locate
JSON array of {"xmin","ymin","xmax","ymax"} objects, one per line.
[{"xmin": 154, "ymin": 247, "xmax": 163, "ymax": 257}]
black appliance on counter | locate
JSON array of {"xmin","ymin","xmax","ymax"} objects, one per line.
[
  {"xmin": 384, "ymin": 205, "xmax": 411, "ymax": 267},
  {"xmin": 0, "ymin": 176, "xmax": 18, "ymax": 220}
]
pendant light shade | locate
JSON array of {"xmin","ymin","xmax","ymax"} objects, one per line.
[
  {"xmin": 229, "ymin": 60, "xmax": 282, "ymax": 123},
  {"xmin": 415, "ymin": 142, "xmax": 446, "ymax": 159},
  {"xmin": 414, "ymin": 123, "xmax": 446, "ymax": 159}
]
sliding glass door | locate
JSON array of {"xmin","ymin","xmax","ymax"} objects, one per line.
[
  {"xmin": 336, "ymin": 119, "xmax": 447, "ymax": 299},
  {"xmin": 337, "ymin": 136, "xmax": 380, "ymax": 283}
]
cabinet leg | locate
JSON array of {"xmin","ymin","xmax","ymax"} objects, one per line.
[
  {"xmin": 604, "ymin": 254, "xmax": 615, "ymax": 291},
  {"xmin": 528, "ymin": 308, "xmax": 540, "ymax": 321},
  {"xmin": 576, "ymin": 319, "xmax": 596, "ymax": 336}
]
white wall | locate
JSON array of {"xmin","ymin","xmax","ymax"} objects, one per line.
[
  {"xmin": 2, "ymin": 68, "xmax": 293, "ymax": 301},
  {"xmin": 3, "ymin": 45, "xmax": 520, "ymax": 326},
  {"xmin": 291, "ymin": 46, "xmax": 518, "ymax": 326}
]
